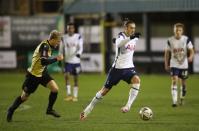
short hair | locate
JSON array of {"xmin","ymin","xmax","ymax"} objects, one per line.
[
  {"xmin": 49, "ymin": 30, "xmax": 61, "ymax": 40},
  {"xmin": 174, "ymin": 23, "xmax": 184, "ymax": 29},
  {"xmin": 123, "ymin": 18, "xmax": 135, "ymax": 27},
  {"xmin": 67, "ymin": 22, "xmax": 75, "ymax": 27}
]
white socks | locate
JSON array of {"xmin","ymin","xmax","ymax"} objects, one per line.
[
  {"xmin": 66, "ymin": 85, "xmax": 71, "ymax": 96},
  {"xmin": 171, "ymin": 85, "xmax": 178, "ymax": 104},
  {"xmin": 66, "ymin": 85, "xmax": 78, "ymax": 98},
  {"xmin": 84, "ymin": 91, "xmax": 102, "ymax": 113},
  {"xmin": 180, "ymin": 86, "xmax": 183, "ymax": 99},
  {"xmin": 84, "ymin": 84, "xmax": 140, "ymax": 115},
  {"xmin": 73, "ymin": 86, "xmax": 78, "ymax": 98},
  {"xmin": 126, "ymin": 84, "xmax": 140, "ymax": 109}
]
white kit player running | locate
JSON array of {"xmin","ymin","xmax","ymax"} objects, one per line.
[
  {"xmin": 59, "ymin": 22, "xmax": 83, "ymax": 102},
  {"xmin": 80, "ymin": 20, "xmax": 141, "ymax": 120},
  {"xmin": 164, "ymin": 23, "xmax": 194, "ymax": 107}
]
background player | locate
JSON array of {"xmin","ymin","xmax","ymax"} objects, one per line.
[
  {"xmin": 164, "ymin": 23, "xmax": 194, "ymax": 107},
  {"xmin": 80, "ymin": 20, "xmax": 141, "ymax": 120},
  {"xmin": 7, "ymin": 30, "xmax": 63, "ymax": 122},
  {"xmin": 59, "ymin": 22, "xmax": 83, "ymax": 102}
]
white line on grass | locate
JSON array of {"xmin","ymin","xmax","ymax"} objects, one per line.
[{"xmin": 16, "ymin": 104, "xmax": 31, "ymax": 112}]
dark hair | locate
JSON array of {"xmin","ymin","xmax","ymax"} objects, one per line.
[
  {"xmin": 67, "ymin": 22, "xmax": 75, "ymax": 26},
  {"xmin": 123, "ymin": 18, "xmax": 135, "ymax": 27}
]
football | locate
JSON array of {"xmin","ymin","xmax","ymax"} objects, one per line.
[{"xmin": 139, "ymin": 107, "xmax": 153, "ymax": 120}]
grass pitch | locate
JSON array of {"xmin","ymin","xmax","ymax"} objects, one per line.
[{"xmin": 0, "ymin": 72, "xmax": 199, "ymax": 131}]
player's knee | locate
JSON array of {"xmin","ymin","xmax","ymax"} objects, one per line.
[
  {"xmin": 48, "ymin": 80, "xmax": 59, "ymax": 92},
  {"xmin": 172, "ymin": 76, "xmax": 178, "ymax": 85},
  {"xmin": 21, "ymin": 91, "xmax": 30, "ymax": 101},
  {"xmin": 181, "ymin": 80, "xmax": 186, "ymax": 86},
  {"xmin": 21, "ymin": 95, "xmax": 29, "ymax": 101},
  {"xmin": 131, "ymin": 75, "xmax": 140, "ymax": 84},
  {"xmin": 51, "ymin": 87, "xmax": 59, "ymax": 93},
  {"xmin": 172, "ymin": 79, "xmax": 177, "ymax": 85},
  {"xmin": 101, "ymin": 87, "xmax": 110, "ymax": 96},
  {"xmin": 65, "ymin": 73, "xmax": 70, "ymax": 79}
]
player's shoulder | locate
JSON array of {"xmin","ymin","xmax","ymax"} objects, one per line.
[
  {"xmin": 39, "ymin": 40, "xmax": 50, "ymax": 50},
  {"xmin": 168, "ymin": 36, "xmax": 174, "ymax": 41},
  {"xmin": 117, "ymin": 32, "xmax": 126, "ymax": 39},
  {"xmin": 74, "ymin": 33, "xmax": 82, "ymax": 39},
  {"xmin": 62, "ymin": 34, "xmax": 68, "ymax": 37},
  {"xmin": 40, "ymin": 40, "xmax": 49, "ymax": 46},
  {"xmin": 181, "ymin": 35, "xmax": 189, "ymax": 41},
  {"xmin": 62, "ymin": 34, "xmax": 69, "ymax": 38}
]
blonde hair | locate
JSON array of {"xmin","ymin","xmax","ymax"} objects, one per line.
[{"xmin": 49, "ymin": 30, "xmax": 61, "ymax": 40}]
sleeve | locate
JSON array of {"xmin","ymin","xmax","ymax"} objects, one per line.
[
  {"xmin": 115, "ymin": 33, "xmax": 131, "ymax": 47},
  {"xmin": 186, "ymin": 37, "xmax": 193, "ymax": 49},
  {"xmin": 165, "ymin": 40, "xmax": 171, "ymax": 50},
  {"xmin": 39, "ymin": 43, "xmax": 57, "ymax": 66},
  {"xmin": 76, "ymin": 35, "xmax": 83, "ymax": 55},
  {"xmin": 59, "ymin": 37, "xmax": 64, "ymax": 55}
]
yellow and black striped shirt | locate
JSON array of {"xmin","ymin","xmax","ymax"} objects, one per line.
[{"xmin": 28, "ymin": 40, "xmax": 57, "ymax": 77}]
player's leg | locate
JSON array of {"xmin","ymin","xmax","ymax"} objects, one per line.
[
  {"xmin": 179, "ymin": 69, "xmax": 188, "ymax": 105},
  {"xmin": 121, "ymin": 75, "xmax": 140, "ymax": 113},
  {"xmin": 80, "ymin": 87, "xmax": 110, "ymax": 120},
  {"xmin": 64, "ymin": 72, "xmax": 73, "ymax": 101},
  {"xmin": 179, "ymin": 78, "xmax": 187, "ymax": 105},
  {"xmin": 171, "ymin": 75, "xmax": 178, "ymax": 107},
  {"xmin": 72, "ymin": 74, "xmax": 78, "ymax": 101},
  {"xmin": 7, "ymin": 91, "xmax": 30, "ymax": 122},
  {"xmin": 80, "ymin": 67, "xmax": 118, "ymax": 120},
  {"xmin": 46, "ymin": 80, "xmax": 61, "ymax": 117},
  {"xmin": 72, "ymin": 64, "xmax": 81, "ymax": 102},
  {"xmin": 170, "ymin": 68, "xmax": 179, "ymax": 107},
  {"xmin": 7, "ymin": 73, "xmax": 38, "ymax": 122},
  {"xmin": 64, "ymin": 63, "xmax": 73, "ymax": 101}
]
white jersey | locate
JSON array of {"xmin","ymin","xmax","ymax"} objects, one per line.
[
  {"xmin": 59, "ymin": 33, "xmax": 83, "ymax": 64},
  {"xmin": 166, "ymin": 35, "xmax": 193, "ymax": 69},
  {"xmin": 112, "ymin": 32, "xmax": 138, "ymax": 69}
]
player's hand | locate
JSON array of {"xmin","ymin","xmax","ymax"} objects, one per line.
[
  {"xmin": 165, "ymin": 65, "xmax": 170, "ymax": 72},
  {"xmin": 56, "ymin": 54, "xmax": 63, "ymax": 61},
  {"xmin": 112, "ymin": 38, "xmax": 116, "ymax": 43},
  {"xmin": 188, "ymin": 56, "xmax": 193, "ymax": 62},
  {"xmin": 76, "ymin": 54, "xmax": 81, "ymax": 58},
  {"xmin": 58, "ymin": 61, "xmax": 62, "ymax": 67},
  {"xmin": 130, "ymin": 32, "xmax": 141, "ymax": 39}
]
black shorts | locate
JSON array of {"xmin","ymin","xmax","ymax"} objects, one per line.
[{"xmin": 22, "ymin": 72, "xmax": 53, "ymax": 94}]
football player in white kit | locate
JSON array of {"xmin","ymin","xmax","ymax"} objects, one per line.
[
  {"xmin": 59, "ymin": 23, "xmax": 83, "ymax": 102},
  {"xmin": 164, "ymin": 23, "xmax": 194, "ymax": 107},
  {"xmin": 80, "ymin": 20, "xmax": 141, "ymax": 120}
]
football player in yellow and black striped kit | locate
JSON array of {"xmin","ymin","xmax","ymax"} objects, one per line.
[{"xmin": 7, "ymin": 30, "xmax": 63, "ymax": 122}]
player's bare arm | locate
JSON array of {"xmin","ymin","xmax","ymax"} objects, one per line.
[
  {"xmin": 188, "ymin": 48, "xmax": 194, "ymax": 62},
  {"xmin": 164, "ymin": 49, "xmax": 170, "ymax": 71}
]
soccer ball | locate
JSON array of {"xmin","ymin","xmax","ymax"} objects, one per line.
[{"xmin": 139, "ymin": 107, "xmax": 153, "ymax": 121}]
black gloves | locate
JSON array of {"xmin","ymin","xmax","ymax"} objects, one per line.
[
  {"xmin": 112, "ymin": 32, "xmax": 141, "ymax": 44},
  {"xmin": 76, "ymin": 54, "xmax": 81, "ymax": 58},
  {"xmin": 58, "ymin": 61, "xmax": 62, "ymax": 67},
  {"xmin": 130, "ymin": 32, "xmax": 141, "ymax": 39},
  {"xmin": 112, "ymin": 38, "xmax": 116, "ymax": 43}
]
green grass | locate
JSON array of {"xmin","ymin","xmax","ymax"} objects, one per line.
[{"xmin": 0, "ymin": 72, "xmax": 199, "ymax": 131}]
